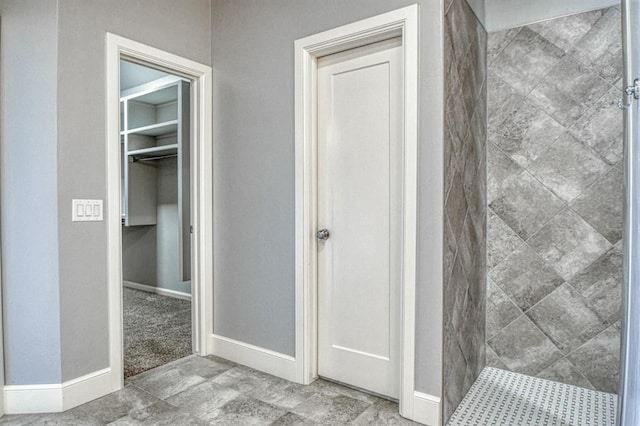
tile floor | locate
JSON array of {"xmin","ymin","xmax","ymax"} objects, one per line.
[
  {"xmin": 448, "ymin": 367, "xmax": 617, "ymax": 426},
  {"xmin": 0, "ymin": 355, "xmax": 420, "ymax": 425}
]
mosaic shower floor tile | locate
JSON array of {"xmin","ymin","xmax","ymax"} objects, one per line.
[{"xmin": 448, "ymin": 367, "xmax": 617, "ymax": 425}]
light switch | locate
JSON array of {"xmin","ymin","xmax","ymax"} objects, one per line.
[{"xmin": 72, "ymin": 199, "xmax": 104, "ymax": 222}]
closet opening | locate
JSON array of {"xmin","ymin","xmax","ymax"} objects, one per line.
[{"xmin": 119, "ymin": 59, "xmax": 193, "ymax": 379}]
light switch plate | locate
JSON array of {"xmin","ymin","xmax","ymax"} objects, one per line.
[{"xmin": 72, "ymin": 199, "xmax": 103, "ymax": 221}]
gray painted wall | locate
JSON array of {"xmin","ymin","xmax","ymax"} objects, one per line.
[
  {"xmin": 211, "ymin": 0, "xmax": 444, "ymax": 396},
  {"xmin": 482, "ymin": 0, "xmax": 619, "ymax": 32},
  {"xmin": 56, "ymin": 0, "xmax": 211, "ymax": 382},
  {"xmin": 0, "ymin": 0, "xmax": 210, "ymax": 385},
  {"xmin": 0, "ymin": 0, "xmax": 62, "ymax": 385},
  {"xmin": 486, "ymin": 7, "xmax": 623, "ymax": 393}
]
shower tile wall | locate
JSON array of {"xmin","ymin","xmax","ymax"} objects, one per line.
[
  {"xmin": 486, "ymin": 7, "xmax": 623, "ymax": 394},
  {"xmin": 443, "ymin": 0, "xmax": 487, "ymax": 422}
]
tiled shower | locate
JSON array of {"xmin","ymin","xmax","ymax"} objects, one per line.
[
  {"xmin": 444, "ymin": 1, "xmax": 624, "ymax": 424},
  {"xmin": 486, "ymin": 6, "xmax": 623, "ymax": 394}
]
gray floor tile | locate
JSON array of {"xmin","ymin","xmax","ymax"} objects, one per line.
[
  {"xmin": 491, "ymin": 27, "xmax": 565, "ymax": 95},
  {"xmin": 291, "ymin": 393, "xmax": 370, "ymax": 424},
  {"xmin": 127, "ymin": 362, "xmax": 207, "ymax": 400},
  {"xmin": 528, "ymin": 209, "xmax": 612, "ymax": 280},
  {"xmin": 107, "ymin": 400, "xmax": 208, "ymax": 426},
  {"xmin": 0, "ymin": 412, "xmax": 101, "ymax": 426},
  {"xmin": 351, "ymin": 399, "xmax": 421, "ymax": 425},
  {"xmin": 246, "ymin": 378, "xmax": 318, "ymax": 410},
  {"xmin": 488, "ymin": 315, "xmax": 563, "ymax": 376},
  {"xmin": 165, "ymin": 378, "xmax": 241, "ymax": 420},
  {"xmin": 490, "ymin": 170, "xmax": 565, "ymax": 240},
  {"xmin": 488, "ymin": 244, "xmax": 564, "ymax": 311},
  {"xmin": 527, "ymin": 131, "xmax": 609, "ymax": 202},
  {"xmin": 174, "ymin": 354, "xmax": 235, "ymax": 379},
  {"xmin": 308, "ymin": 379, "xmax": 382, "ymax": 405},
  {"xmin": 268, "ymin": 412, "xmax": 319, "ymax": 425},
  {"xmin": 208, "ymin": 396, "xmax": 286, "ymax": 426},
  {"xmin": 69, "ymin": 385, "xmax": 162, "ymax": 424},
  {"xmin": 571, "ymin": 166, "xmax": 623, "ymax": 244}
]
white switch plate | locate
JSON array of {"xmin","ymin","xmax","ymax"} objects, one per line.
[{"xmin": 72, "ymin": 199, "xmax": 103, "ymax": 222}]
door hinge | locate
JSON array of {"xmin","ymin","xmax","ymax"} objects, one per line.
[{"xmin": 619, "ymin": 78, "xmax": 640, "ymax": 109}]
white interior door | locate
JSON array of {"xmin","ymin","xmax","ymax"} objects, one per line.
[{"xmin": 317, "ymin": 37, "xmax": 403, "ymax": 399}]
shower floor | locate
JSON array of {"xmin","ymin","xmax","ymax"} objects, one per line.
[{"xmin": 448, "ymin": 367, "xmax": 617, "ymax": 426}]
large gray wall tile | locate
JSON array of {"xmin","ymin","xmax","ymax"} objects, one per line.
[
  {"xmin": 527, "ymin": 132, "xmax": 608, "ymax": 202},
  {"xmin": 489, "ymin": 244, "xmax": 564, "ymax": 311},
  {"xmin": 527, "ymin": 209, "xmax": 612, "ymax": 280},
  {"xmin": 487, "ymin": 209, "xmax": 525, "ymax": 269},
  {"xmin": 570, "ymin": 247, "xmax": 623, "ymax": 325},
  {"xmin": 491, "ymin": 27, "xmax": 565, "ymax": 95},
  {"xmin": 526, "ymin": 284, "xmax": 608, "ymax": 353},
  {"xmin": 527, "ymin": 10, "xmax": 604, "ymax": 53},
  {"xmin": 444, "ymin": 0, "xmax": 487, "ymax": 421},
  {"xmin": 567, "ymin": 324, "xmax": 621, "ymax": 393},
  {"xmin": 569, "ymin": 86, "xmax": 623, "ymax": 165},
  {"xmin": 571, "ymin": 166, "xmax": 623, "ymax": 244},
  {"xmin": 489, "ymin": 170, "xmax": 565, "ymax": 240},
  {"xmin": 536, "ymin": 358, "xmax": 594, "ymax": 389},
  {"xmin": 570, "ymin": 8, "xmax": 622, "ymax": 84},
  {"xmin": 491, "ymin": 97, "xmax": 565, "ymax": 168},
  {"xmin": 486, "ymin": 6, "xmax": 622, "ymax": 393},
  {"xmin": 487, "ymin": 315, "xmax": 562, "ymax": 376},
  {"xmin": 529, "ymin": 56, "xmax": 610, "ymax": 128}
]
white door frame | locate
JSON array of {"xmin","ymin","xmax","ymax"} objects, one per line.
[
  {"xmin": 294, "ymin": 4, "xmax": 419, "ymax": 419},
  {"xmin": 105, "ymin": 33, "xmax": 213, "ymax": 390}
]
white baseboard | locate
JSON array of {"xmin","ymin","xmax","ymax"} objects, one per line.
[
  {"xmin": 411, "ymin": 391, "xmax": 441, "ymax": 426},
  {"xmin": 4, "ymin": 368, "xmax": 113, "ymax": 414},
  {"xmin": 210, "ymin": 334, "xmax": 298, "ymax": 383},
  {"xmin": 123, "ymin": 280, "xmax": 191, "ymax": 301}
]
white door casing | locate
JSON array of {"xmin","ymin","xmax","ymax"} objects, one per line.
[
  {"xmin": 294, "ymin": 4, "xmax": 432, "ymax": 422},
  {"xmin": 106, "ymin": 33, "xmax": 213, "ymax": 391},
  {"xmin": 317, "ymin": 38, "xmax": 403, "ymax": 398}
]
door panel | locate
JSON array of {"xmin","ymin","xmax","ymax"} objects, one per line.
[{"xmin": 317, "ymin": 38, "xmax": 403, "ymax": 398}]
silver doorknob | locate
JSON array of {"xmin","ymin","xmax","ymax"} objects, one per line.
[{"xmin": 317, "ymin": 229, "xmax": 330, "ymax": 240}]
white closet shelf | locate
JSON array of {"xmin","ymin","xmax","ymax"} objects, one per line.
[
  {"xmin": 124, "ymin": 120, "xmax": 178, "ymax": 136},
  {"xmin": 128, "ymin": 144, "xmax": 178, "ymax": 158}
]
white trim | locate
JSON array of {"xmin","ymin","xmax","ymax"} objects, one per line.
[
  {"xmin": 4, "ymin": 368, "xmax": 112, "ymax": 414},
  {"xmin": 210, "ymin": 334, "xmax": 298, "ymax": 383},
  {"xmin": 294, "ymin": 2, "xmax": 419, "ymax": 419},
  {"xmin": 411, "ymin": 391, "xmax": 441, "ymax": 426},
  {"xmin": 123, "ymin": 280, "xmax": 192, "ymax": 301},
  {"xmin": 106, "ymin": 33, "xmax": 214, "ymax": 395}
]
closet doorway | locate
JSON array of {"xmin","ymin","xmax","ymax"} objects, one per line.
[
  {"xmin": 119, "ymin": 60, "xmax": 193, "ymax": 378},
  {"xmin": 106, "ymin": 33, "xmax": 214, "ymax": 390}
]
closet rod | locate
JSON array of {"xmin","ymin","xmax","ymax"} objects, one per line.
[{"xmin": 131, "ymin": 153, "xmax": 177, "ymax": 163}]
